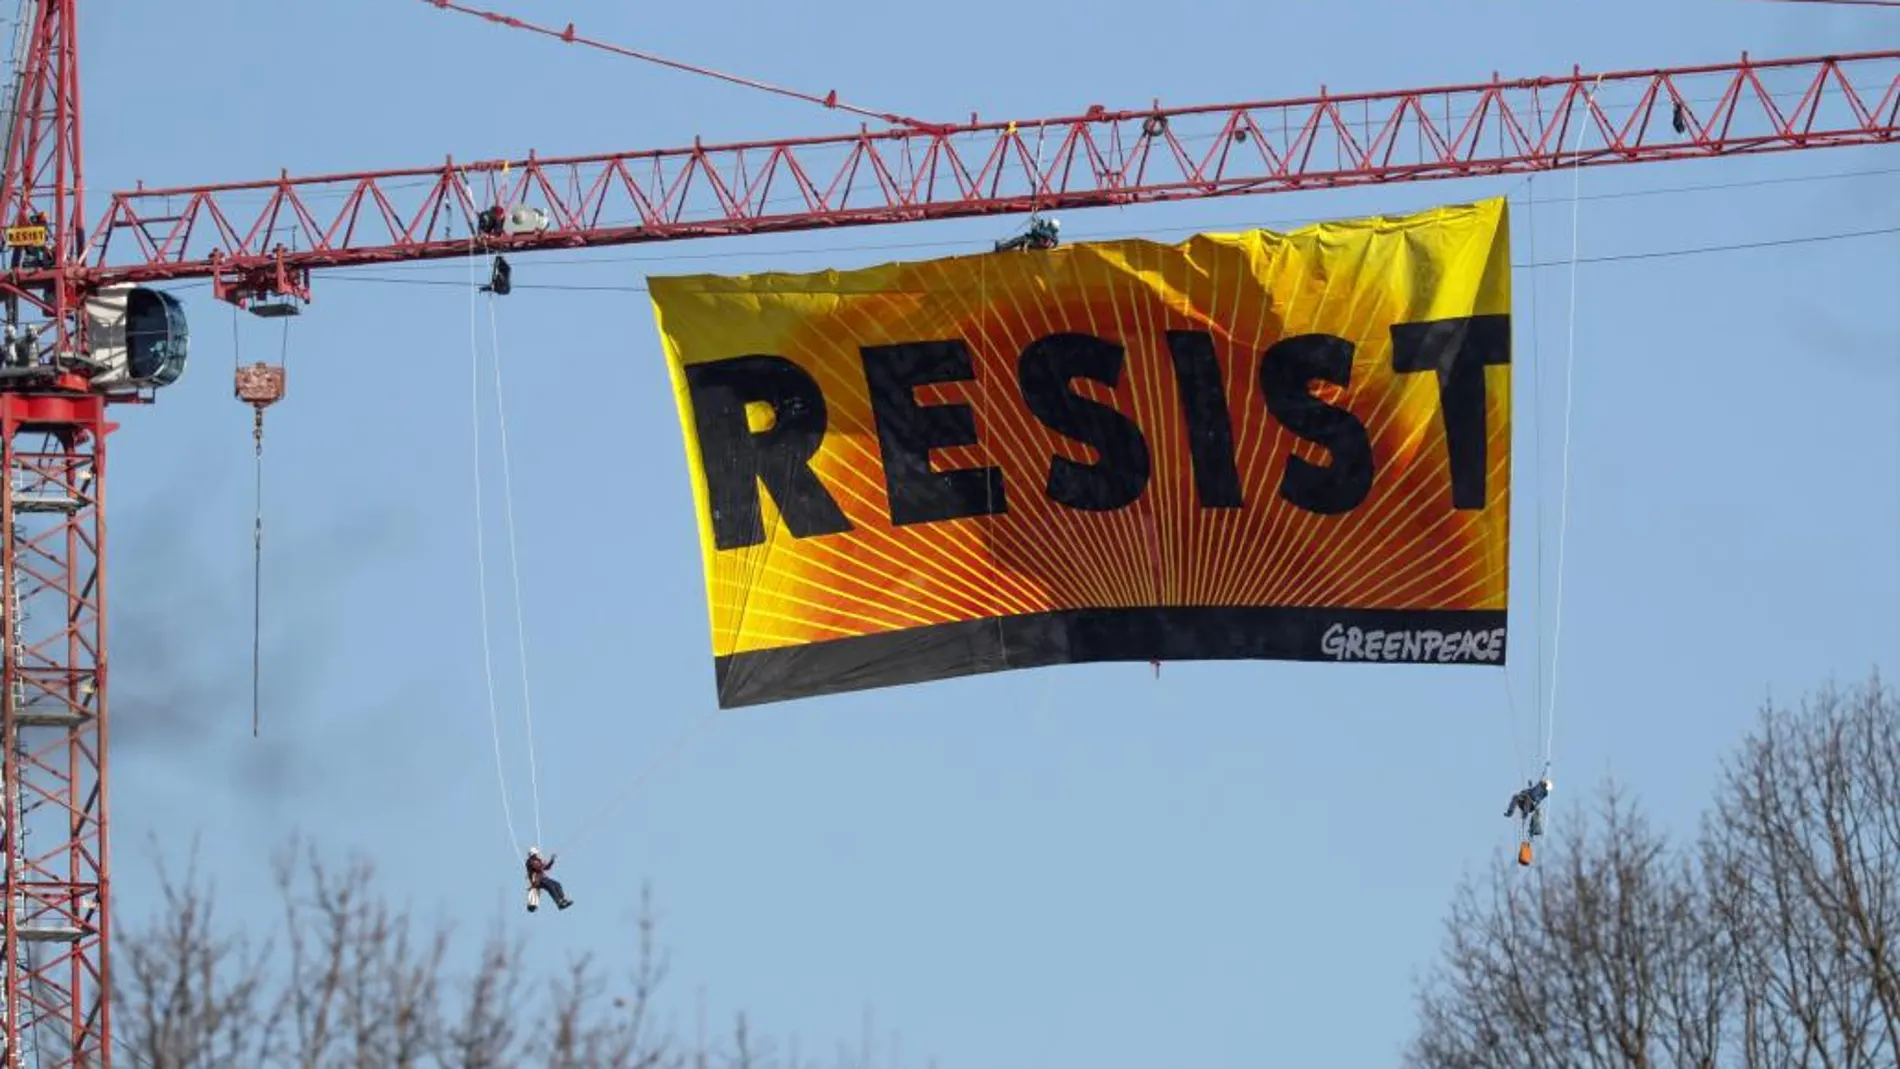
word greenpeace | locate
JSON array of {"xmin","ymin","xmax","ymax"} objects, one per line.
[{"xmin": 1319, "ymin": 622, "xmax": 1507, "ymax": 664}]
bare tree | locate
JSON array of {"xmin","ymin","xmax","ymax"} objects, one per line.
[
  {"xmin": 1701, "ymin": 674, "xmax": 1899, "ymax": 1068},
  {"xmin": 1406, "ymin": 671, "xmax": 1898, "ymax": 1069},
  {"xmin": 112, "ymin": 835, "xmax": 913, "ymax": 1069},
  {"xmin": 116, "ymin": 837, "xmax": 283, "ymax": 1067},
  {"xmin": 1406, "ymin": 788, "xmax": 1721, "ymax": 1068}
]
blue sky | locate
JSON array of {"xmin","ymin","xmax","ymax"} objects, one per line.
[{"xmin": 81, "ymin": 1, "xmax": 1896, "ymax": 1065}]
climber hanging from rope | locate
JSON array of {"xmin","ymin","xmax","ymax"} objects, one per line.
[
  {"xmin": 463, "ymin": 217, "xmax": 553, "ymax": 872},
  {"xmin": 1505, "ymin": 777, "xmax": 1552, "ymax": 828},
  {"xmin": 1502, "ymin": 83, "xmax": 1595, "ymax": 873},
  {"xmin": 994, "ymin": 215, "xmax": 1059, "ymax": 252},
  {"xmin": 524, "ymin": 847, "xmax": 573, "ymax": 912},
  {"xmin": 1505, "ymin": 777, "xmax": 1552, "ymax": 866},
  {"xmin": 481, "ymin": 254, "xmax": 513, "ymax": 295}
]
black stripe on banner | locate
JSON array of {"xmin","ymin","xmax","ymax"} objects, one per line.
[{"xmin": 711, "ymin": 606, "xmax": 1508, "ymax": 708}]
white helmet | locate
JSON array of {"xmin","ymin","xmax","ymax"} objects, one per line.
[
  {"xmin": 528, "ymin": 846, "xmax": 541, "ymax": 857},
  {"xmin": 1542, "ymin": 779, "xmax": 1554, "ymax": 793}
]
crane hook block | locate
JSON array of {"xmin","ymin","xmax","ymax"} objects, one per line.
[
  {"xmin": 235, "ymin": 362, "xmax": 286, "ymax": 410},
  {"xmin": 84, "ymin": 284, "xmax": 190, "ymax": 392}
]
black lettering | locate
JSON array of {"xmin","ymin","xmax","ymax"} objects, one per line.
[
  {"xmin": 1258, "ymin": 334, "xmax": 1373, "ymax": 515},
  {"xmin": 683, "ymin": 354, "xmax": 852, "ymax": 551},
  {"xmin": 1390, "ymin": 314, "xmax": 1512, "ymax": 509},
  {"xmin": 861, "ymin": 340, "xmax": 1006, "ymax": 526},
  {"xmin": 1164, "ymin": 330, "xmax": 1243, "ymax": 509},
  {"xmin": 1018, "ymin": 332, "xmax": 1152, "ymax": 511}
]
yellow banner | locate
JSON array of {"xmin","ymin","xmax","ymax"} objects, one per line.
[{"xmin": 650, "ymin": 198, "xmax": 1512, "ymax": 707}]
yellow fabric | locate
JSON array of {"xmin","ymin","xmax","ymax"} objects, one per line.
[{"xmin": 650, "ymin": 198, "xmax": 1511, "ymax": 663}]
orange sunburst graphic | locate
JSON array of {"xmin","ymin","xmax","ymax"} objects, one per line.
[{"xmin": 651, "ymin": 198, "xmax": 1512, "ymax": 706}]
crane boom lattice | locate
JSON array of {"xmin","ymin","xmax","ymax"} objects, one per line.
[{"xmin": 78, "ymin": 49, "xmax": 1900, "ymax": 303}]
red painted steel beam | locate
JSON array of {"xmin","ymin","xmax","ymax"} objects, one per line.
[
  {"xmin": 0, "ymin": 393, "xmax": 112, "ymax": 1069},
  {"xmin": 0, "ymin": 4, "xmax": 112, "ymax": 1068},
  {"xmin": 68, "ymin": 49, "xmax": 1900, "ymax": 301},
  {"xmin": 0, "ymin": 0, "xmax": 87, "ymax": 353}
]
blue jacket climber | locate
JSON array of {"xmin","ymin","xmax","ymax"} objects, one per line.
[{"xmin": 1505, "ymin": 778, "xmax": 1552, "ymax": 822}]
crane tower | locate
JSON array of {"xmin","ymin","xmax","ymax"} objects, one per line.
[
  {"xmin": 1, "ymin": 1, "xmax": 112, "ymax": 1065},
  {"xmin": 0, "ymin": 0, "xmax": 1893, "ymax": 1063}
]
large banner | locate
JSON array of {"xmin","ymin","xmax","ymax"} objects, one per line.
[{"xmin": 651, "ymin": 198, "xmax": 1512, "ymax": 707}]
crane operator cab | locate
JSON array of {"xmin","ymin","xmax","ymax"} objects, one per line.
[{"xmin": 84, "ymin": 283, "xmax": 190, "ymax": 394}]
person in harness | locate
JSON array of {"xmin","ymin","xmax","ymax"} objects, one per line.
[
  {"xmin": 1504, "ymin": 778, "xmax": 1553, "ymax": 866},
  {"xmin": 994, "ymin": 216, "xmax": 1060, "ymax": 252},
  {"xmin": 525, "ymin": 847, "xmax": 573, "ymax": 912},
  {"xmin": 1505, "ymin": 778, "xmax": 1553, "ymax": 828}
]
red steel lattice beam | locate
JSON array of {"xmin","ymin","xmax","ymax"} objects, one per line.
[
  {"xmin": 0, "ymin": 0, "xmax": 87, "ymax": 357},
  {"xmin": 0, "ymin": 2, "xmax": 111, "ymax": 1066},
  {"xmin": 73, "ymin": 48, "xmax": 1900, "ymax": 302},
  {"xmin": 0, "ymin": 395, "xmax": 110, "ymax": 1069}
]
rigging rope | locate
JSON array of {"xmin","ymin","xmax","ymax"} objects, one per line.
[
  {"xmin": 1513, "ymin": 173, "xmax": 1543, "ymax": 783},
  {"xmin": 554, "ymin": 710, "xmax": 722, "ymax": 854},
  {"xmin": 468, "ymin": 236, "xmax": 524, "ymax": 861},
  {"xmin": 484, "ymin": 294, "xmax": 547, "ymax": 848},
  {"xmin": 1540, "ymin": 76, "xmax": 1600, "ymax": 774}
]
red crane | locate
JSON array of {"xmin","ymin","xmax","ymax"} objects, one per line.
[{"xmin": 0, "ymin": 0, "xmax": 1893, "ymax": 1061}]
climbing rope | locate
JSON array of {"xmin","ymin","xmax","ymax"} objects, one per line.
[
  {"xmin": 468, "ymin": 234, "xmax": 526, "ymax": 861},
  {"xmin": 1496, "ymin": 82, "xmax": 1596, "ymax": 864},
  {"xmin": 1526, "ymin": 173, "xmax": 1548, "ymax": 777},
  {"xmin": 1496, "ymin": 177, "xmax": 1542, "ymax": 785},
  {"xmin": 1540, "ymin": 76, "xmax": 1599, "ymax": 776},
  {"xmin": 483, "ymin": 292, "xmax": 548, "ymax": 848}
]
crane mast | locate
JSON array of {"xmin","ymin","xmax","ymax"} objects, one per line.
[
  {"xmin": 0, "ymin": 1, "xmax": 107, "ymax": 1066},
  {"xmin": 0, "ymin": 1, "xmax": 1888, "ymax": 1063}
]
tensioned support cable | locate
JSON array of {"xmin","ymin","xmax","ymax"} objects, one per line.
[{"xmin": 411, "ymin": 0, "xmax": 946, "ymax": 131}]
